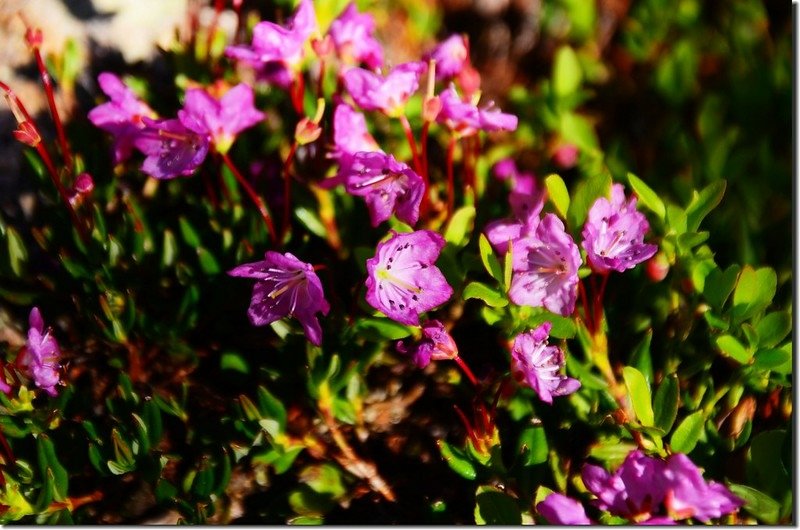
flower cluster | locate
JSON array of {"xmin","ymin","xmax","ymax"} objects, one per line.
[
  {"xmin": 537, "ymin": 450, "xmax": 743, "ymax": 524},
  {"xmin": 510, "ymin": 322, "xmax": 580, "ymax": 403},
  {"xmin": 23, "ymin": 308, "xmax": 62, "ymax": 396}
]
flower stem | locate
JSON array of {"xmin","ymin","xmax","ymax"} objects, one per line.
[
  {"xmin": 28, "ymin": 36, "xmax": 73, "ymax": 175},
  {"xmin": 453, "ymin": 355, "xmax": 479, "ymax": 387},
  {"xmin": 220, "ymin": 152, "xmax": 277, "ymax": 243},
  {"xmin": 281, "ymin": 141, "xmax": 298, "ymax": 243},
  {"xmin": 593, "ymin": 273, "xmax": 610, "ymax": 333},
  {"xmin": 399, "ymin": 114, "xmax": 422, "ymax": 176},
  {"xmin": 446, "ymin": 136, "xmax": 456, "ymax": 218},
  {"xmin": 419, "ymin": 121, "xmax": 431, "ymax": 217},
  {"xmin": 290, "ymin": 74, "xmax": 305, "ymax": 115}
]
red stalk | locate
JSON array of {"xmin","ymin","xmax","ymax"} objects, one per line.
[
  {"xmin": 419, "ymin": 121, "xmax": 431, "ymax": 217},
  {"xmin": 399, "ymin": 114, "xmax": 422, "ymax": 176},
  {"xmin": 453, "ymin": 355, "xmax": 479, "ymax": 387},
  {"xmin": 446, "ymin": 136, "xmax": 456, "ymax": 218},
  {"xmin": 281, "ymin": 141, "xmax": 298, "ymax": 243},
  {"xmin": 220, "ymin": 152, "xmax": 277, "ymax": 243}
]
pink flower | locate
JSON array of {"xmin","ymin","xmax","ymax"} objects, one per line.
[
  {"xmin": 225, "ymin": 0, "xmax": 317, "ymax": 86},
  {"xmin": 178, "ymin": 83, "xmax": 264, "ymax": 154},
  {"xmin": 340, "ymin": 151, "xmax": 425, "ymax": 227},
  {"xmin": 484, "ymin": 159, "xmax": 545, "ymax": 254},
  {"xmin": 509, "ymin": 214, "xmax": 581, "ymax": 317},
  {"xmin": 88, "ymin": 72, "xmax": 156, "ymax": 164},
  {"xmin": 437, "ymin": 86, "xmax": 517, "ymax": 137},
  {"xmin": 537, "ymin": 493, "xmax": 592, "ymax": 525},
  {"xmin": 396, "ymin": 319, "xmax": 458, "ymax": 368},
  {"xmin": 425, "ymin": 34, "xmax": 469, "ymax": 80},
  {"xmin": 328, "ymin": 2, "xmax": 383, "ymax": 69},
  {"xmin": 343, "ymin": 62, "xmax": 426, "ymax": 117},
  {"xmin": 330, "ymin": 102, "xmax": 380, "ymax": 160},
  {"xmin": 365, "ymin": 230, "xmax": 453, "ymax": 326},
  {"xmin": 228, "ymin": 251, "xmax": 330, "ymax": 346},
  {"xmin": 23, "ymin": 307, "xmax": 61, "ymax": 396},
  {"xmin": 581, "ymin": 184, "xmax": 658, "ymax": 274},
  {"xmin": 510, "ymin": 322, "xmax": 579, "ymax": 403},
  {"xmin": 134, "ymin": 118, "xmax": 210, "ymax": 179}
]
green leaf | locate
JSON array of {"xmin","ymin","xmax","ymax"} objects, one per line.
[
  {"xmin": 503, "ymin": 240, "xmax": 513, "ymax": 290},
  {"xmin": 747, "ymin": 430, "xmax": 790, "ymax": 499},
  {"xmin": 6, "ymin": 226, "xmax": 27, "ymax": 276},
  {"xmin": 257, "ymin": 386, "xmax": 287, "ymax": 432},
  {"xmin": 755, "ymin": 312, "xmax": 791, "ymax": 349},
  {"xmin": 295, "ymin": 207, "xmax": 327, "ymax": 239},
  {"xmin": 478, "ymin": 234, "xmax": 503, "ymax": 283},
  {"xmin": 544, "ymin": 174, "xmax": 570, "ymax": 219},
  {"xmin": 552, "ymin": 46, "xmax": 582, "ymax": 97},
  {"xmin": 352, "ymin": 318, "xmax": 413, "ymax": 341},
  {"xmin": 670, "ymin": 411, "xmax": 704, "ymax": 453},
  {"xmin": 715, "ymin": 334, "xmax": 752, "ymax": 364},
  {"xmin": 475, "ymin": 487, "xmax": 522, "ymax": 525},
  {"xmin": 567, "ymin": 172, "xmax": 611, "ymax": 229},
  {"xmin": 516, "ymin": 426, "xmax": 548, "ymax": 466},
  {"xmin": 627, "ymin": 173, "xmax": 665, "ymax": 220},
  {"xmin": 629, "ymin": 330, "xmax": 653, "ymax": 384},
  {"xmin": 197, "ymin": 247, "xmax": 221, "ymax": 275},
  {"xmin": 732, "ymin": 266, "xmax": 777, "ymax": 322},
  {"xmin": 753, "ymin": 348, "xmax": 791, "ymax": 371},
  {"xmin": 463, "ymin": 282, "xmax": 508, "ymax": 308},
  {"xmin": 444, "ymin": 206, "xmax": 476, "ymax": 248},
  {"xmin": 728, "ymin": 484, "xmax": 781, "ymax": 524},
  {"xmin": 438, "ymin": 440, "xmax": 477, "ymax": 480},
  {"xmin": 704, "ymin": 264, "xmax": 740, "ymax": 310},
  {"xmin": 622, "ymin": 366, "xmax": 654, "ymax": 427},
  {"xmin": 221, "ymin": 351, "xmax": 250, "ymax": 374},
  {"xmin": 653, "ymin": 375, "xmax": 679, "ymax": 433},
  {"xmin": 685, "ymin": 180, "xmax": 726, "ymax": 232},
  {"xmin": 37, "ymin": 435, "xmax": 68, "ymax": 501},
  {"xmin": 179, "ymin": 217, "xmax": 201, "ymax": 247}
]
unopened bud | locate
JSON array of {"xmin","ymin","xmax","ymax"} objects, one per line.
[
  {"xmin": 294, "ymin": 118, "xmax": 322, "ymax": 145},
  {"xmin": 312, "ymin": 35, "xmax": 333, "ymax": 57},
  {"xmin": 24, "ymin": 27, "xmax": 43, "ymax": 49},
  {"xmin": 458, "ymin": 64, "xmax": 481, "ymax": 99},
  {"xmin": 74, "ymin": 172, "xmax": 95, "ymax": 194},
  {"xmin": 422, "ymin": 95, "xmax": 441, "ymax": 123},
  {"xmin": 12, "ymin": 121, "xmax": 40, "ymax": 146},
  {"xmin": 553, "ymin": 143, "xmax": 579, "ymax": 169},
  {"xmin": 646, "ymin": 252, "xmax": 670, "ymax": 282}
]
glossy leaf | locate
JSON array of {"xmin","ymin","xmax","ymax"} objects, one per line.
[{"xmin": 622, "ymin": 366, "xmax": 654, "ymax": 426}]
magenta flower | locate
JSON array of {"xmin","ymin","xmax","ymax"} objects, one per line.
[
  {"xmin": 396, "ymin": 319, "xmax": 458, "ymax": 368},
  {"xmin": 661, "ymin": 454, "xmax": 744, "ymax": 522},
  {"xmin": 484, "ymin": 160, "xmax": 545, "ymax": 254},
  {"xmin": 178, "ymin": 84, "xmax": 264, "ymax": 154},
  {"xmin": 328, "ymin": 2, "xmax": 383, "ymax": 69},
  {"xmin": 437, "ymin": 86, "xmax": 518, "ymax": 137},
  {"xmin": 509, "ymin": 214, "xmax": 582, "ymax": 317},
  {"xmin": 582, "ymin": 450, "xmax": 742, "ymax": 523},
  {"xmin": 330, "ymin": 102, "xmax": 380, "ymax": 160},
  {"xmin": 134, "ymin": 118, "xmax": 210, "ymax": 179},
  {"xmin": 582, "ymin": 183, "xmax": 658, "ymax": 274},
  {"xmin": 228, "ymin": 251, "xmax": 330, "ymax": 346},
  {"xmin": 340, "ymin": 151, "xmax": 425, "ymax": 227},
  {"xmin": 23, "ymin": 307, "xmax": 61, "ymax": 396},
  {"xmin": 425, "ymin": 34, "xmax": 469, "ymax": 80},
  {"xmin": 88, "ymin": 72, "xmax": 155, "ymax": 164},
  {"xmin": 365, "ymin": 230, "xmax": 453, "ymax": 326},
  {"xmin": 343, "ymin": 62, "xmax": 426, "ymax": 117},
  {"xmin": 225, "ymin": 0, "xmax": 317, "ymax": 85},
  {"xmin": 510, "ymin": 322, "xmax": 579, "ymax": 403},
  {"xmin": 537, "ymin": 493, "xmax": 592, "ymax": 525}
]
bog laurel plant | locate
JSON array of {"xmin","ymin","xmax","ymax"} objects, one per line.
[{"xmin": 0, "ymin": 0, "xmax": 791, "ymax": 524}]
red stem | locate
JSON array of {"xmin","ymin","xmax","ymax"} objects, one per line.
[
  {"xmin": 399, "ymin": 114, "xmax": 422, "ymax": 176},
  {"xmin": 419, "ymin": 121, "xmax": 431, "ymax": 217},
  {"xmin": 578, "ymin": 279, "xmax": 592, "ymax": 333},
  {"xmin": 453, "ymin": 405, "xmax": 481, "ymax": 448},
  {"xmin": 281, "ymin": 142, "xmax": 298, "ymax": 243},
  {"xmin": 446, "ymin": 136, "xmax": 456, "ymax": 218},
  {"xmin": 31, "ymin": 47, "xmax": 73, "ymax": 174},
  {"xmin": 36, "ymin": 142, "xmax": 87, "ymax": 242},
  {"xmin": 220, "ymin": 152, "xmax": 277, "ymax": 243},
  {"xmin": 291, "ymin": 75, "xmax": 305, "ymax": 115},
  {"xmin": 317, "ymin": 58, "xmax": 326, "ymax": 99},
  {"xmin": 453, "ymin": 355, "xmax": 479, "ymax": 387},
  {"xmin": 593, "ymin": 273, "xmax": 610, "ymax": 331}
]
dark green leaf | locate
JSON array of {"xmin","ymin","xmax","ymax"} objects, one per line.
[
  {"xmin": 474, "ymin": 487, "xmax": 522, "ymax": 525},
  {"xmin": 728, "ymin": 484, "xmax": 781, "ymax": 524},
  {"xmin": 653, "ymin": 375, "xmax": 679, "ymax": 433},
  {"xmin": 715, "ymin": 334, "xmax": 752, "ymax": 364},
  {"xmin": 352, "ymin": 318, "xmax": 412, "ymax": 341},
  {"xmin": 478, "ymin": 234, "xmax": 503, "ymax": 283},
  {"xmin": 629, "ymin": 330, "xmax": 653, "ymax": 384},
  {"xmin": 732, "ymin": 266, "xmax": 777, "ymax": 322},
  {"xmin": 704, "ymin": 264, "xmax": 740, "ymax": 310},
  {"xmin": 516, "ymin": 426, "xmax": 548, "ymax": 466}
]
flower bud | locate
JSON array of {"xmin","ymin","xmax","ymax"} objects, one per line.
[
  {"xmin": 552, "ymin": 143, "xmax": 579, "ymax": 169},
  {"xmin": 12, "ymin": 121, "xmax": 41, "ymax": 147},
  {"xmin": 25, "ymin": 27, "xmax": 43, "ymax": 49},
  {"xmin": 646, "ymin": 252, "xmax": 670, "ymax": 282},
  {"xmin": 422, "ymin": 95, "xmax": 441, "ymax": 123}
]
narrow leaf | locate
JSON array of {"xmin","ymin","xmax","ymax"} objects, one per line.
[
  {"xmin": 622, "ymin": 366, "xmax": 654, "ymax": 426},
  {"xmin": 627, "ymin": 172, "xmax": 665, "ymax": 220}
]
